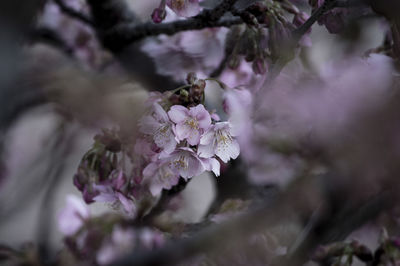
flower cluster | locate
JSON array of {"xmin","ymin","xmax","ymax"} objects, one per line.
[
  {"xmin": 138, "ymin": 89, "xmax": 240, "ymax": 196},
  {"xmin": 141, "ymin": 26, "xmax": 227, "ymax": 83},
  {"xmin": 58, "ymin": 195, "xmax": 164, "ymax": 265},
  {"xmin": 72, "ymin": 75, "xmax": 240, "ymax": 218}
]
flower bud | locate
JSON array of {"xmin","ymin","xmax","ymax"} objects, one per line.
[
  {"xmin": 94, "ymin": 129, "xmax": 121, "ymax": 153},
  {"xmin": 186, "ymin": 72, "xmax": 197, "ymax": 84},
  {"xmin": 252, "ymin": 58, "xmax": 267, "ymax": 75},
  {"xmin": 151, "ymin": 8, "xmax": 166, "ymax": 23},
  {"xmin": 151, "ymin": 0, "xmax": 167, "ymax": 23},
  {"xmin": 228, "ymin": 55, "xmax": 240, "ymax": 70}
]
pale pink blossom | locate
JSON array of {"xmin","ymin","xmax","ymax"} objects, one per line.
[
  {"xmin": 141, "ymin": 28, "xmax": 227, "ymax": 82},
  {"xmin": 200, "ymin": 157, "xmax": 220, "ymax": 176},
  {"xmin": 133, "ymin": 137, "xmax": 159, "ymax": 162},
  {"xmin": 219, "ymin": 60, "xmax": 267, "ymax": 91},
  {"xmin": 140, "ymin": 103, "xmax": 177, "ymax": 154},
  {"xmin": 140, "ymin": 228, "xmax": 165, "ymax": 248},
  {"xmin": 242, "ymin": 55, "xmax": 394, "ymax": 186},
  {"xmin": 163, "ymin": 147, "xmax": 205, "ymax": 179},
  {"xmin": 116, "ymin": 192, "xmax": 137, "ymax": 218},
  {"xmin": 92, "ymin": 185, "xmax": 136, "ymax": 218},
  {"xmin": 166, "ymin": 0, "xmax": 202, "ymax": 17},
  {"xmin": 97, "ymin": 226, "xmax": 136, "ymax": 265},
  {"xmin": 97, "ymin": 226, "xmax": 165, "ymax": 265},
  {"xmin": 58, "ymin": 194, "xmax": 89, "ymax": 236},
  {"xmin": 92, "ymin": 184, "xmax": 117, "ymax": 203},
  {"xmin": 143, "ymin": 160, "xmax": 180, "ymax": 196},
  {"xmin": 168, "ymin": 104, "xmax": 211, "ymax": 145},
  {"xmin": 198, "ymin": 122, "xmax": 240, "ymax": 163}
]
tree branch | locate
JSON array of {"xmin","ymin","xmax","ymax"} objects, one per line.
[
  {"xmin": 111, "ymin": 176, "xmax": 398, "ymax": 266},
  {"xmin": 105, "ymin": 17, "xmax": 243, "ymax": 51},
  {"xmin": 85, "ymin": 0, "xmax": 242, "ymax": 52},
  {"xmin": 53, "ymin": 0, "xmax": 94, "ymax": 26}
]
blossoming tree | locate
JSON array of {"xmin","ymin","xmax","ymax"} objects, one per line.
[{"xmin": 0, "ymin": 0, "xmax": 400, "ymax": 265}]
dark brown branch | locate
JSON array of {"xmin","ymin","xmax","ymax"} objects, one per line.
[
  {"xmin": 104, "ymin": 17, "xmax": 243, "ymax": 51},
  {"xmin": 53, "ymin": 0, "xmax": 94, "ymax": 26},
  {"xmin": 30, "ymin": 27, "xmax": 73, "ymax": 55},
  {"xmin": 85, "ymin": 0, "xmax": 242, "ymax": 52},
  {"xmin": 293, "ymin": 0, "xmax": 367, "ymax": 41}
]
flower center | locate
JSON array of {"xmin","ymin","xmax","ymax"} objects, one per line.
[
  {"xmin": 185, "ymin": 118, "xmax": 199, "ymax": 130},
  {"xmin": 171, "ymin": 155, "xmax": 188, "ymax": 170},
  {"xmin": 216, "ymin": 130, "xmax": 232, "ymax": 146},
  {"xmin": 160, "ymin": 166, "xmax": 174, "ymax": 181},
  {"xmin": 172, "ymin": 0, "xmax": 185, "ymax": 10}
]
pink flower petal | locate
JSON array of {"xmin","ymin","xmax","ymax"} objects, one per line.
[{"xmin": 168, "ymin": 105, "xmax": 188, "ymax": 124}]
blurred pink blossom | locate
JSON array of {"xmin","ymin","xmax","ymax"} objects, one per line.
[
  {"xmin": 141, "ymin": 28, "xmax": 227, "ymax": 82},
  {"xmin": 166, "ymin": 0, "xmax": 202, "ymax": 17},
  {"xmin": 58, "ymin": 194, "xmax": 89, "ymax": 236}
]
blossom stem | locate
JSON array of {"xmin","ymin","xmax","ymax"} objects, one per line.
[
  {"xmin": 205, "ymin": 78, "xmax": 228, "ymax": 90},
  {"xmin": 292, "ymin": 0, "xmax": 338, "ymax": 41},
  {"xmin": 170, "ymin": 84, "xmax": 192, "ymax": 95}
]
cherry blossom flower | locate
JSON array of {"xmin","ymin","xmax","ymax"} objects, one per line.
[
  {"xmin": 133, "ymin": 137, "xmax": 160, "ymax": 162},
  {"xmin": 166, "ymin": 0, "xmax": 202, "ymax": 18},
  {"xmin": 97, "ymin": 226, "xmax": 164, "ymax": 265},
  {"xmin": 116, "ymin": 192, "xmax": 137, "ymax": 218},
  {"xmin": 222, "ymin": 87, "xmax": 252, "ymax": 115},
  {"xmin": 163, "ymin": 147, "xmax": 205, "ymax": 179},
  {"xmin": 222, "ymin": 86, "xmax": 253, "ymax": 138},
  {"xmin": 168, "ymin": 104, "xmax": 211, "ymax": 145},
  {"xmin": 96, "ymin": 226, "xmax": 136, "ymax": 265},
  {"xmin": 92, "ymin": 184, "xmax": 136, "ymax": 218},
  {"xmin": 139, "ymin": 227, "xmax": 165, "ymax": 248},
  {"xmin": 197, "ymin": 122, "xmax": 240, "ymax": 163},
  {"xmin": 219, "ymin": 60, "xmax": 266, "ymax": 89},
  {"xmin": 140, "ymin": 103, "xmax": 177, "ymax": 154},
  {"xmin": 143, "ymin": 160, "xmax": 181, "ymax": 196},
  {"xmin": 58, "ymin": 194, "xmax": 90, "ymax": 236},
  {"xmin": 200, "ymin": 157, "xmax": 220, "ymax": 176},
  {"xmin": 141, "ymin": 28, "xmax": 227, "ymax": 82}
]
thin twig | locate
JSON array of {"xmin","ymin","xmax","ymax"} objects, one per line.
[
  {"xmin": 292, "ymin": 0, "xmax": 338, "ymax": 42},
  {"xmin": 210, "ymin": 53, "xmax": 229, "ymax": 78}
]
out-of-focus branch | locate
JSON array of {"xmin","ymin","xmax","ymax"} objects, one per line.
[
  {"xmin": 262, "ymin": 0, "xmax": 352, "ymax": 89},
  {"xmin": 293, "ymin": 0, "xmax": 368, "ymax": 41},
  {"xmin": 112, "ymin": 172, "xmax": 398, "ymax": 266},
  {"xmin": 53, "ymin": 0, "xmax": 94, "ymax": 26},
  {"xmin": 29, "ymin": 27, "xmax": 73, "ymax": 56},
  {"xmin": 86, "ymin": 0, "xmax": 242, "ymax": 52},
  {"xmin": 335, "ymin": 0, "xmax": 367, "ymax": 8},
  {"xmin": 292, "ymin": 0, "xmax": 338, "ymax": 42},
  {"xmin": 284, "ymin": 190, "xmax": 395, "ymax": 265},
  {"xmin": 105, "ymin": 17, "xmax": 243, "ymax": 51}
]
